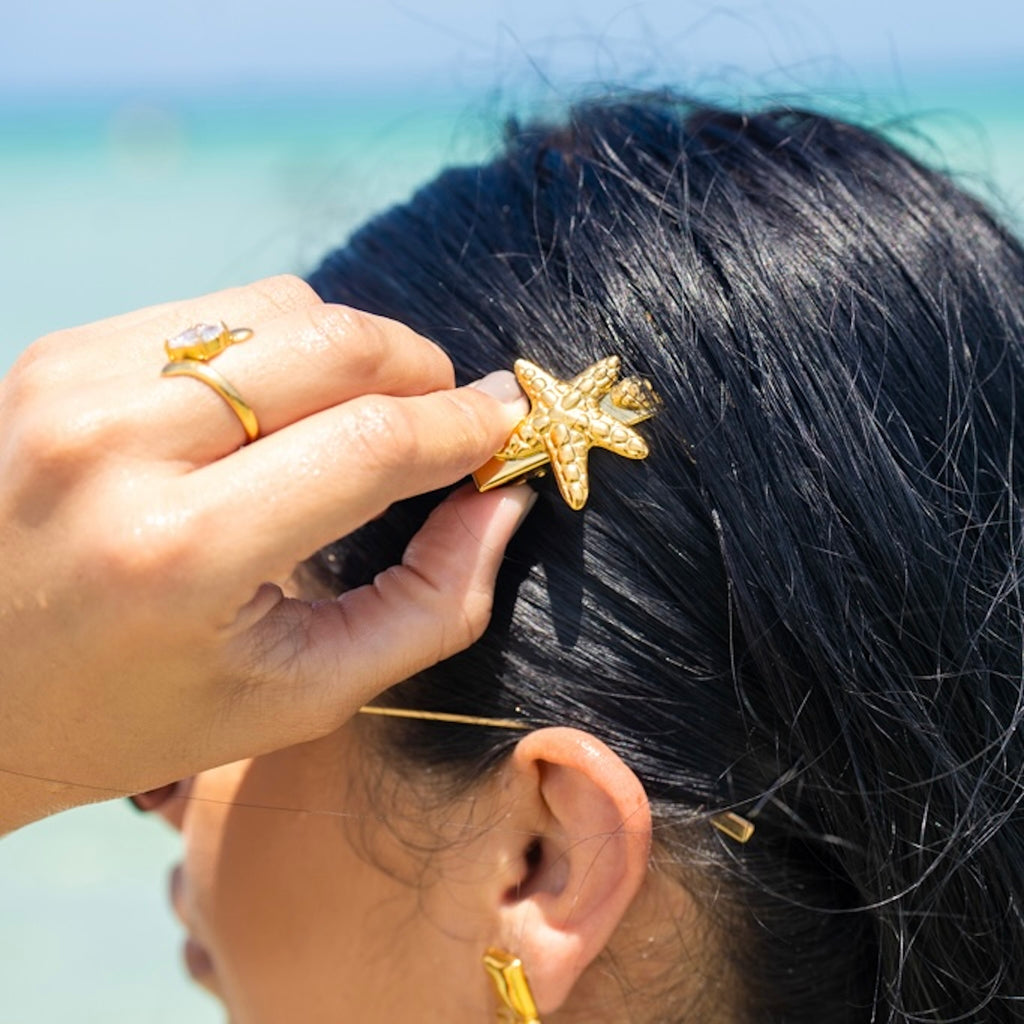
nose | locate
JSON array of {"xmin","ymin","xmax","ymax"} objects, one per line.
[{"xmin": 127, "ymin": 777, "xmax": 192, "ymax": 831}]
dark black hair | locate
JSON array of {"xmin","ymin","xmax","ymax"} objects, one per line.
[{"xmin": 306, "ymin": 95, "xmax": 1024, "ymax": 1023}]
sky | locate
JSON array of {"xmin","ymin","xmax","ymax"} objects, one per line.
[
  {"xmin": 2, "ymin": 0, "xmax": 1022, "ymax": 97},
  {"xmin": 0, "ymin": 0, "xmax": 1020, "ymax": 353}
]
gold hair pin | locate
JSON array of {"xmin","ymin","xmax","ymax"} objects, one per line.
[
  {"xmin": 473, "ymin": 355, "xmax": 660, "ymax": 510},
  {"xmin": 357, "ymin": 705, "xmax": 753, "ymax": 843}
]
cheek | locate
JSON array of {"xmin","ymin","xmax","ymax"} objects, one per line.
[
  {"xmin": 181, "ymin": 760, "xmax": 250, "ymax": 931},
  {"xmin": 182, "ymin": 748, "xmax": 425, "ymax": 1024}
]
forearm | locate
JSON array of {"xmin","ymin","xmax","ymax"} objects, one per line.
[{"xmin": 0, "ymin": 767, "xmax": 94, "ymax": 836}]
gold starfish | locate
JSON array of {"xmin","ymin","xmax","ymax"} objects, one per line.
[{"xmin": 473, "ymin": 355, "xmax": 660, "ymax": 510}]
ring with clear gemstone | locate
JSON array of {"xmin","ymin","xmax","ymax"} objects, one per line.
[{"xmin": 164, "ymin": 322, "xmax": 253, "ymax": 363}]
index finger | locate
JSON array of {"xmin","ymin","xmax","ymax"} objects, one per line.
[{"xmin": 181, "ymin": 373, "xmax": 527, "ymax": 605}]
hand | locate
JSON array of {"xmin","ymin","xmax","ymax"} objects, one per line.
[{"xmin": 0, "ymin": 276, "xmax": 532, "ymax": 833}]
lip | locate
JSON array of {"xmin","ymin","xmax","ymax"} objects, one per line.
[{"xmin": 183, "ymin": 935, "xmax": 216, "ymax": 981}]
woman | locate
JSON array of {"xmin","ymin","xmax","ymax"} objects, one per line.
[{"xmin": 7, "ymin": 95, "xmax": 1024, "ymax": 1021}]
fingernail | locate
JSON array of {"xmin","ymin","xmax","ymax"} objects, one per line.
[
  {"xmin": 500, "ymin": 484, "xmax": 538, "ymax": 531},
  {"xmin": 470, "ymin": 370, "xmax": 529, "ymax": 416}
]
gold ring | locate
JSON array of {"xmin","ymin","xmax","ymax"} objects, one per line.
[
  {"xmin": 161, "ymin": 322, "xmax": 259, "ymax": 443},
  {"xmin": 161, "ymin": 359, "xmax": 259, "ymax": 442}
]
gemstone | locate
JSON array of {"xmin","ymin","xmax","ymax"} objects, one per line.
[{"xmin": 165, "ymin": 322, "xmax": 227, "ymax": 361}]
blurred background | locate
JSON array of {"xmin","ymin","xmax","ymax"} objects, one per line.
[{"xmin": 0, "ymin": 2, "xmax": 1021, "ymax": 1020}]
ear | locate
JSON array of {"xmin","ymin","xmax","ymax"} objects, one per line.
[{"xmin": 490, "ymin": 727, "xmax": 652, "ymax": 1014}]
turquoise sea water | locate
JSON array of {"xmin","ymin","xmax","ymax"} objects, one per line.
[{"xmin": 0, "ymin": 70, "xmax": 1021, "ymax": 1022}]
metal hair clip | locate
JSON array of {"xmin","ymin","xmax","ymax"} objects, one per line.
[
  {"xmin": 473, "ymin": 355, "xmax": 661, "ymax": 510},
  {"xmin": 358, "ymin": 705, "xmax": 754, "ymax": 843}
]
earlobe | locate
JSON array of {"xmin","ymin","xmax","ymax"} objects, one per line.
[{"xmin": 494, "ymin": 727, "xmax": 652, "ymax": 1014}]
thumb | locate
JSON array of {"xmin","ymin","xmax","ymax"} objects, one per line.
[{"xmin": 229, "ymin": 483, "xmax": 536, "ymax": 746}]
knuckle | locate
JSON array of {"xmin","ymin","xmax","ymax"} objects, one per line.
[
  {"xmin": 346, "ymin": 396, "xmax": 419, "ymax": 475},
  {"xmin": 251, "ymin": 274, "xmax": 320, "ymax": 314},
  {"xmin": 89, "ymin": 507, "xmax": 195, "ymax": 587},
  {"xmin": 375, "ymin": 565, "xmax": 494, "ymax": 659},
  {"xmin": 457, "ymin": 587, "xmax": 495, "ymax": 646},
  {"xmin": 439, "ymin": 596, "xmax": 491, "ymax": 655},
  {"xmin": 1, "ymin": 366, "xmax": 45, "ymax": 424},
  {"xmin": 15, "ymin": 407, "xmax": 97, "ymax": 471},
  {"xmin": 20, "ymin": 326, "xmax": 72, "ymax": 361},
  {"xmin": 14, "ymin": 412, "xmax": 62, "ymax": 467},
  {"xmin": 304, "ymin": 303, "xmax": 388, "ymax": 367},
  {"xmin": 321, "ymin": 305, "xmax": 455, "ymax": 390},
  {"xmin": 4, "ymin": 336, "xmax": 72, "ymax": 411}
]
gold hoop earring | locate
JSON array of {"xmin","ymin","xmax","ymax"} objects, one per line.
[{"xmin": 483, "ymin": 948, "xmax": 542, "ymax": 1024}]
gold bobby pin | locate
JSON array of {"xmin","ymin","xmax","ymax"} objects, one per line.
[
  {"xmin": 358, "ymin": 705, "xmax": 529, "ymax": 730},
  {"xmin": 357, "ymin": 705, "xmax": 754, "ymax": 843},
  {"xmin": 473, "ymin": 355, "xmax": 661, "ymax": 510}
]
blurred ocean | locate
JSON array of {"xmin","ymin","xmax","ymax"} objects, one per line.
[{"xmin": 0, "ymin": 69, "xmax": 1021, "ymax": 1022}]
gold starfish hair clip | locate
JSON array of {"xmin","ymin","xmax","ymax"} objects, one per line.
[{"xmin": 473, "ymin": 355, "xmax": 661, "ymax": 509}]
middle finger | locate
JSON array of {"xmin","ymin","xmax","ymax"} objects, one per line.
[{"xmin": 123, "ymin": 302, "xmax": 455, "ymax": 463}]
